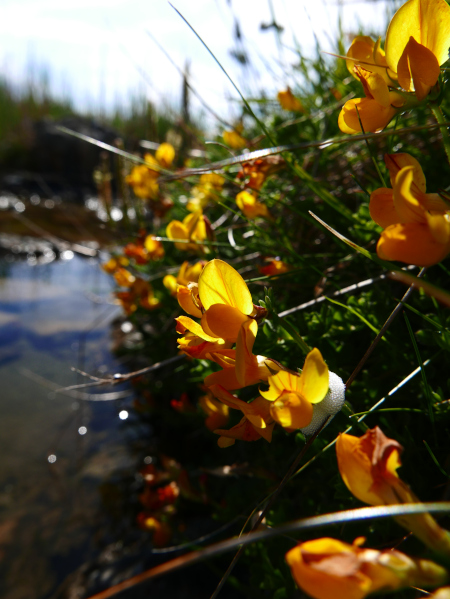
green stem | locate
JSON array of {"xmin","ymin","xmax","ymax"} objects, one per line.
[{"xmin": 430, "ymin": 104, "xmax": 450, "ymax": 167}]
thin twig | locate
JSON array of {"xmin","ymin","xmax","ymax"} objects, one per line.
[{"xmin": 55, "ymin": 354, "xmax": 185, "ymax": 394}]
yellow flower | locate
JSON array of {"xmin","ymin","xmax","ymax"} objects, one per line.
[
  {"xmin": 286, "ymin": 537, "xmax": 448, "ymax": 599},
  {"xmin": 385, "ymin": 0, "xmax": 450, "ymax": 100},
  {"xmin": 163, "ymin": 261, "xmax": 206, "ymax": 296},
  {"xmin": 339, "ymin": 0, "xmax": 450, "ymax": 133},
  {"xmin": 208, "ymin": 384, "xmax": 274, "ymax": 447},
  {"xmin": 277, "ymin": 88, "xmax": 304, "ymax": 112},
  {"xmin": 236, "ymin": 191, "xmax": 271, "ymax": 219},
  {"xmin": 166, "ymin": 211, "xmax": 209, "ymax": 252},
  {"xmin": 126, "ymin": 154, "xmax": 160, "ymax": 200},
  {"xmin": 155, "ymin": 142, "xmax": 175, "ymax": 169},
  {"xmin": 345, "ymin": 36, "xmax": 392, "ymax": 84},
  {"xmin": 223, "ymin": 129, "xmax": 247, "ymax": 149},
  {"xmin": 198, "ymin": 390, "xmax": 229, "ymax": 431},
  {"xmin": 198, "ymin": 259, "xmax": 256, "ymax": 342},
  {"xmin": 186, "ymin": 173, "xmax": 225, "ymax": 212},
  {"xmin": 260, "ymin": 349, "xmax": 329, "ymax": 431},
  {"xmin": 143, "ymin": 235, "xmax": 165, "ymax": 260},
  {"xmin": 175, "ymin": 316, "xmax": 231, "ymax": 360},
  {"xmin": 204, "ymin": 319, "xmax": 281, "ymax": 390},
  {"xmin": 126, "ymin": 144, "xmax": 175, "ymax": 199},
  {"xmin": 369, "ymin": 153, "xmax": 450, "ymax": 266},
  {"xmin": 336, "ymin": 427, "xmax": 450, "ymax": 555},
  {"xmin": 338, "ymin": 66, "xmax": 404, "ymax": 134}
]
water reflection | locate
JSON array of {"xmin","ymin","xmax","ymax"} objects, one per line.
[{"xmin": 0, "ymin": 253, "xmax": 137, "ymax": 599}]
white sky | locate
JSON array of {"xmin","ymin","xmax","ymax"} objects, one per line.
[{"xmin": 0, "ymin": 0, "xmax": 394, "ymax": 129}]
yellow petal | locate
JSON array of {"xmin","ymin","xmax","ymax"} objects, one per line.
[
  {"xmin": 166, "ymin": 220, "xmax": 187, "ymax": 241},
  {"xmin": 202, "ymin": 304, "xmax": 250, "ymax": 341},
  {"xmin": 198, "ymin": 259, "xmax": 253, "ymax": 313},
  {"xmin": 270, "ymin": 392, "xmax": 313, "ymax": 429},
  {"xmin": 175, "ymin": 315, "xmax": 219, "ymax": 342},
  {"xmin": 155, "ymin": 142, "xmax": 175, "ymax": 168},
  {"xmin": 377, "ymin": 222, "xmax": 450, "ymax": 266},
  {"xmin": 397, "ymin": 37, "xmax": 440, "ymax": 99},
  {"xmin": 355, "ymin": 67, "xmax": 390, "ymax": 107},
  {"xmin": 235, "ymin": 319, "xmax": 258, "ymax": 386},
  {"xmin": 386, "ymin": 0, "xmax": 450, "ymax": 72},
  {"xmin": 338, "ymin": 98, "xmax": 396, "ymax": 134},
  {"xmin": 393, "ymin": 166, "xmax": 425, "ymax": 223},
  {"xmin": 299, "ymin": 348, "xmax": 329, "ymax": 404},
  {"xmin": 426, "ymin": 213, "xmax": 450, "ymax": 245},
  {"xmin": 177, "ymin": 286, "xmax": 203, "ymax": 318},
  {"xmin": 384, "ymin": 153, "xmax": 426, "ymax": 192}
]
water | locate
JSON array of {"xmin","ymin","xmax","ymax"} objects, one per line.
[{"xmin": 0, "ymin": 254, "xmax": 137, "ymax": 599}]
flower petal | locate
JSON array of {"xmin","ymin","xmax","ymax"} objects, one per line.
[
  {"xmin": 386, "ymin": 0, "xmax": 450, "ymax": 71},
  {"xmin": 377, "ymin": 222, "xmax": 450, "ymax": 266},
  {"xmin": 202, "ymin": 304, "xmax": 250, "ymax": 341},
  {"xmin": 299, "ymin": 348, "xmax": 329, "ymax": 404},
  {"xmin": 338, "ymin": 98, "xmax": 396, "ymax": 134},
  {"xmin": 198, "ymin": 259, "xmax": 254, "ymax": 313},
  {"xmin": 397, "ymin": 37, "xmax": 440, "ymax": 99},
  {"xmin": 369, "ymin": 188, "xmax": 399, "ymax": 228}
]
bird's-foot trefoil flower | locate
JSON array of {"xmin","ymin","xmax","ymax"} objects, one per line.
[
  {"xmin": 369, "ymin": 153, "xmax": 450, "ymax": 266},
  {"xmin": 336, "ymin": 426, "xmax": 450, "ymax": 556},
  {"xmin": 208, "ymin": 384, "xmax": 274, "ymax": 448},
  {"xmin": 163, "ymin": 261, "xmax": 206, "ymax": 296},
  {"xmin": 198, "ymin": 259, "xmax": 266, "ymax": 342},
  {"xmin": 166, "ymin": 211, "xmax": 212, "ymax": 253},
  {"xmin": 285, "ymin": 537, "xmax": 449, "ymax": 599},
  {"xmin": 186, "ymin": 173, "xmax": 225, "ymax": 212},
  {"xmin": 236, "ymin": 190, "xmax": 272, "ymax": 219},
  {"xmin": 260, "ymin": 348, "xmax": 345, "ymax": 434},
  {"xmin": 385, "ymin": 0, "xmax": 450, "ymax": 101},
  {"xmin": 339, "ymin": 0, "xmax": 450, "ymax": 134},
  {"xmin": 204, "ymin": 319, "xmax": 281, "ymax": 390},
  {"xmin": 277, "ymin": 88, "xmax": 305, "ymax": 112}
]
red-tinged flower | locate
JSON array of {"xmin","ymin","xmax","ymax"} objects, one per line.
[
  {"xmin": 336, "ymin": 427, "xmax": 450, "ymax": 556},
  {"xmin": 170, "ymin": 392, "xmax": 196, "ymax": 413},
  {"xmin": 286, "ymin": 537, "xmax": 448, "ymax": 599},
  {"xmin": 204, "ymin": 319, "xmax": 281, "ymax": 390},
  {"xmin": 209, "ymin": 384, "xmax": 274, "ymax": 448},
  {"xmin": 259, "ymin": 259, "xmax": 290, "ymax": 277}
]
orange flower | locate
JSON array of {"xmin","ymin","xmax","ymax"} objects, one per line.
[
  {"xmin": 204, "ymin": 320, "xmax": 281, "ymax": 390},
  {"xmin": 277, "ymin": 88, "xmax": 304, "ymax": 112},
  {"xmin": 236, "ymin": 156, "xmax": 284, "ymax": 192},
  {"xmin": 286, "ymin": 537, "xmax": 448, "ymax": 599},
  {"xmin": 336, "ymin": 427, "xmax": 450, "ymax": 555},
  {"xmin": 369, "ymin": 153, "xmax": 450, "ymax": 266},
  {"xmin": 198, "ymin": 389, "xmax": 230, "ymax": 431},
  {"xmin": 236, "ymin": 191, "xmax": 271, "ymax": 219},
  {"xmin": 208, "ymin": 384, "xmax": 274, "ymax": 448},
  {"xmin": 259, "ymin": 259, "xmax": 290, "ymax": 277}
]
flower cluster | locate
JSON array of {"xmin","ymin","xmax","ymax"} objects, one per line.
[
  {"xmin": 175, "ymin": 258, "xmax": 345, "ymax": 446},
  {"xmin": 339, "ymin": 0, "xmax": 450, "ymax": 133}
]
